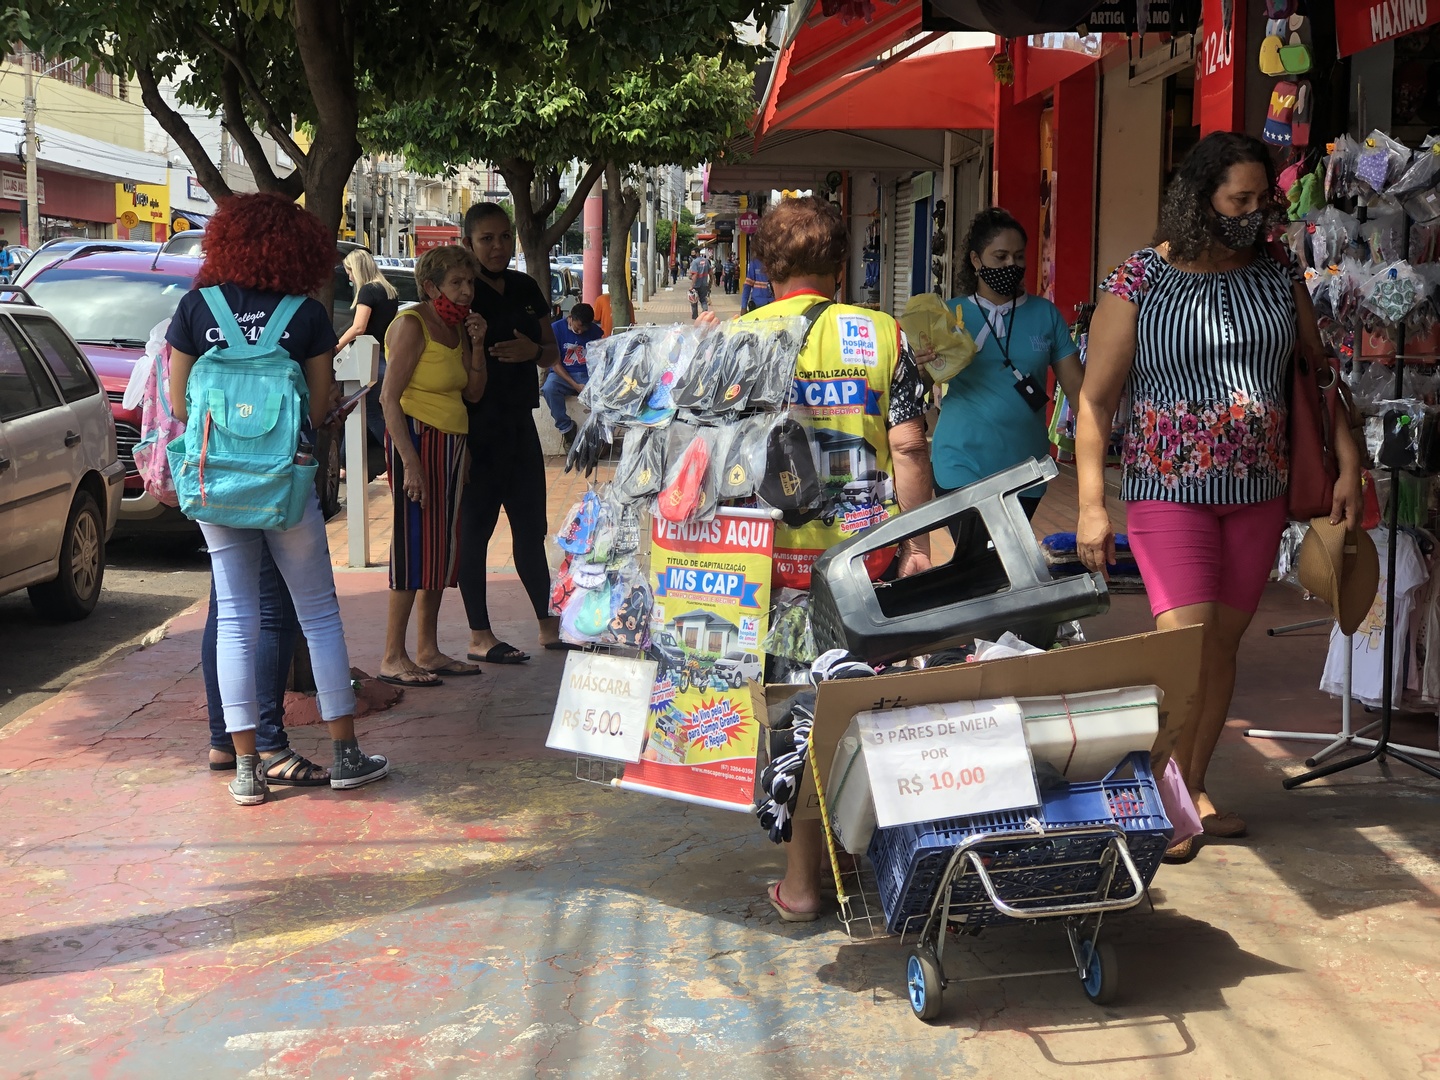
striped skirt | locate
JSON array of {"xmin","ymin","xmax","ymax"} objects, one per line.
[{"xmin": 387, "ymin": 416, "xmax": 467, "ymax": 591}]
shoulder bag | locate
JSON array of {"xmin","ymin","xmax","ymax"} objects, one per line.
[{"xmin": 1287, "ymin": 345, "xmax": 1357, "ymax": 521}]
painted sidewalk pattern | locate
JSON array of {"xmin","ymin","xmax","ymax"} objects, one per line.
[{"xmin": 2, "ymin": 575, "xmax": 1439, "ymax": 1077}]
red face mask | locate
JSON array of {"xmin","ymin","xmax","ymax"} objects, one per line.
[{"xmin": 431, "ymin": 291, "xmax": 470, "ymax": 328}]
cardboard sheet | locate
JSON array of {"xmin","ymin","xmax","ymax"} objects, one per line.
[{"xmin": 791, "ymin": 625, "xmax": 1203, "ymax": 821}]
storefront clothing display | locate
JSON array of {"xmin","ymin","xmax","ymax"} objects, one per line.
[{"xmin": 1321, "ymin": 529, "xmax": 1429, "ymax": 708}]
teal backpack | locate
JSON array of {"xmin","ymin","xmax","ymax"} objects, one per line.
[{"xmin": 167, "ymin": 287, "xmax": 316, "ymax": 531}]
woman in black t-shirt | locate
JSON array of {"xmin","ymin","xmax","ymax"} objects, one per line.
[
  {"xmin": 458, "ymin": 202, "xmax": 562, "ymax": 664},
  {"xmin": 338, "ymin": 250, "xmax": 400, "ymax": 469}
]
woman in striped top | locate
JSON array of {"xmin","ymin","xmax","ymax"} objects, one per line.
[{"xmin": 1074, "ymin": 132, "xmax": 1361, "ymax": 859}]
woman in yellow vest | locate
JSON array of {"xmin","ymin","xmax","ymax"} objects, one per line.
[
  {"xmin": 737, "ymin": 196, "xmax": 935, "ymax": 920},
  {"xmin": 378, "ymin": 245, "xmax": 489, "ymax": 687}
]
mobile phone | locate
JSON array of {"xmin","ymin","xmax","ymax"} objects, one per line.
[{"xmin": 326, "ymin": 383, "xmax": 371, "ymax": 424}]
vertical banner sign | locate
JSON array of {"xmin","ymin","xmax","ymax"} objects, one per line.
[
  {"xmin": 1197, "ymin": 0, "xmax": 1246, "ymax": 136},
  {"xmin": 618, "ymin": 508, "xmax": 776, "ymax": 811}
]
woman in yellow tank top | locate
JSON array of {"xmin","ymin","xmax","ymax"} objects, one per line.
[{"xmin": 377, "ymin": 246, "xmax": 488, "ymax": 687}]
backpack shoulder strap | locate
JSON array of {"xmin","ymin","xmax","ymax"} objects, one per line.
[
  {"xmin": 257, "ymin": 295, "xmax": 305, "ymax": 351},
  {"xmin": 798, "ymin": 299, "xmax": 835, "ymax": 352},
  {"xmin": 200, "ymin": 286, "xmax": 248, "ymax": 350}
]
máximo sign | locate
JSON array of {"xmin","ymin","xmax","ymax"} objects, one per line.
[{"xmin": 1337, "ymin": 1, "xmax": 1440, "ymax": 57}]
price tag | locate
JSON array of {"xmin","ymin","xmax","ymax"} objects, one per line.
[
  {"xmin": 857, "ymin": 698, "xmax": 1038, "ymax": 828},
  {"xmin": 546, "ymin": 652, "xmax": 657, "ymax": 762}
]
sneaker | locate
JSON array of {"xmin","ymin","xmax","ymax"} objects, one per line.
[
  {"xmin": 560, "ymin": 427, "xmax": 577, "ymax": 450},
  {"xmin": 229, "ymin": 754, "xmax": 269, "ymax": 806},
  {"xmin": 331, "ymin": 741, "xmax": 390, "ymax": 790}
]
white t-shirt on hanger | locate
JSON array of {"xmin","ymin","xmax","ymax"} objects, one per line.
[{"xmin": 1320, "ymin": 529, "xmax": 1429, "ymax": 709}]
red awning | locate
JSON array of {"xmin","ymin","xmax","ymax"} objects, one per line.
[
  {"xmin": 759, "ymin": 0, "xmax": 925, "ymax": 137},
  {"xmin": 762, "ymin": 39, "xmax": 1102, "ymax": 135}
]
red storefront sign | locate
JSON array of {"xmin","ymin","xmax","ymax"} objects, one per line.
[
  {"xmin": 0, "ymin": 168, "xmax": 114, "ymax": 225},
  {"xmin": 1197, "ymin": 0, "xmax": 1247, "ymax": 134},
  {"xmin": 413, "ymin": 224, "xmax": 461, "ymax": 252},
  {"xmin": 1337, "ymin": 0, "xmax": 1440, "ymax": 57}
]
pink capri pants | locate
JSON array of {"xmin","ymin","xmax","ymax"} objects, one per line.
[{"xmin": 1124, "ymin": 497, "xmax": 1288, "ymax": 618}]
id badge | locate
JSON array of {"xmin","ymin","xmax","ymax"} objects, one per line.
[{"xmin": 1011, "ymin": 370, "xmax": 1048, "ymax": 413}]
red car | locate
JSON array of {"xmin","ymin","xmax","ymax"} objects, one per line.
[
  {"xmin": 24, "ymin": 248, "xmax": 201, "ymax": 537},
  {"xmin": 24, "ymin": 245, "xmax": 365, "ymax": 539}
]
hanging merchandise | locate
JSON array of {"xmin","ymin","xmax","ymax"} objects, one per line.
[
  {"xmin": 1326, "ymin": 135, "xmax": 1360, "ymax": 202},
  {"xmin": 1361, "ymin": 261, "xmax": 1426, "ymax": 324},
  {"xmin": 614, "ymin": 426, "xmax": 666, "ymax": 500},
  {"xmin": 1262, "ymin": 80, "xmax": 1300, "ymax": 147},
  {"xmin": 1291, "ymin": 81, "xmax": 1314, "ymax": 147},
  {"xmin": 1356, "ymin": 130, "xmax": 1412, "ymax": 196},
  {"xmin": 757, "ymin": 417, "xmax": 826, "ymax": 526},
  {"xmin": 1259, "ymin": 20, "xmax": 1286, "ymax": 76},
  {"xmin": 1278, "ymin": 13, "xmax": 1312, "ymax": 74}
]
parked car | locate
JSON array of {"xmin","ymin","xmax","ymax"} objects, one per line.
[
  {"xmin": 160, "ymin": 230, "xmax": 204, "ymax": 258},
  {"xmin": 713, "ymin": 650, "xmax": 763, "ymax": 688},
  {"xmin": 14, "ymin": 238, "xmax": 160, "ymax": 289},
  {"xmin": 647, "ymin": 630, "xmax": 687, "ymax": 683},
  {"xmin": 0, "ymin": 288, "xmax": 123, "ymax": 619},
  {"xmin": 550, "ymin": 266, "xmax": 582, "ymax": 318}
]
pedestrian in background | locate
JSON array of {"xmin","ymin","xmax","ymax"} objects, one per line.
[
  {"xmin": 337, "ymin": 250, "xmax": 399, "ymax": 480},
  {"xmin": 688, "ymin": 247, "xmax": 712, "ymax": 318},
  {"xmin": 722, "ymin": 254, "xmax": 738, "ymax": 294},
  {"xmin": 460, "ymin": 202, "xmax": 564, "ymax": 664},
  {"xmin": 1074, "ymin": 131, "xmax": 1363, "ymax": 859},
  {"xmin": 741, "ymin": 251, "xmax": 773, "ymax": 312},
  {"xmin": 919, "ymin": 207, "xmax": 1084, "ymax": 553},
  {"xmin": 541, "ymin": 302, "xmax": 602, "ymax": 446},
  {"xmin": 378, "ymin": 244, "xmax": 489, "ymax": 688},
  {"xmin": 166, "ymin": 193, "xmax": 389, "ymax": 805}
]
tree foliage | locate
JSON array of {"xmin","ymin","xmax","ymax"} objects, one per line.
[
  {"xmin": 365, "ymin": 49, "xmax": 757, "ymax": 294},
  {"xmin": 5, "ymin": 0, "xmax": 778, "ymax": 246}
]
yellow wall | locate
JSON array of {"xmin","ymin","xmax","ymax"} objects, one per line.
[
  {"xmin": 116, "ymin": 182, "xmax": 169, "ymax": 230},
  {"xmin": 0, "ymin": 62, "xmax": 146, "ymax": 150}
]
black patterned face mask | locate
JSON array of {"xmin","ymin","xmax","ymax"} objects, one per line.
[
  {"xmin": 1210, "ymin": 208, "xmax": 1267, "ymax": 251},
  {"xmin": 977, "ymin": 263, "xmax": 1025, "ymax": 297}
]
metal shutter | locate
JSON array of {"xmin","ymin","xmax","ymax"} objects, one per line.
[{"xmin": 892, "ymin": 177, "xmax": 913, "ymax": 317}]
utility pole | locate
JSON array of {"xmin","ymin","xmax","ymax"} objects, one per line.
[
  {"xmin": 21, "ymin": 51, "xmax": 40, "ymax": 247},
  {"xmin": 645, "ymin": 168, "xmax": 657, "ymax": 299}
]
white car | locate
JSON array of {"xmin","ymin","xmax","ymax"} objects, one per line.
[
  {"xmin": 713, "ymin": 650, "xmax": 763, "ymax": 688},
  {"xmin": 0, "ymin": 290, "xmax": 123, "ymax": 619}
]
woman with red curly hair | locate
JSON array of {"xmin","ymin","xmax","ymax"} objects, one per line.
[{"xmin": 166, "ymin": 192, "xmax": 390, "ymax": 806}]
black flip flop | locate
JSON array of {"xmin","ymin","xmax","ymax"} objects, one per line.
[
  {"xmin": 424, "ymin": 660, "xmax": 484, "ymax": 677},
  {"xmin": 467, "ymin": 642, "xmax": 530, "ymax": 665},
  {"xmin": 543, "ymin": 641, "xmax": 580, "ymax": 652},
  {"xmin": 378, "ymin": 671, "xmax": 444, "ymax": 687}
]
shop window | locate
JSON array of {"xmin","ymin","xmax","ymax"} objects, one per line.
[{"xmin": 683, "ymin": 626, "xmax": 700, "ymax": 650}]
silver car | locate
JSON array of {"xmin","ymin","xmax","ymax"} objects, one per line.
[{"xmin": 0, "ymin": 290, "xmax": 123, "ymax": 620}]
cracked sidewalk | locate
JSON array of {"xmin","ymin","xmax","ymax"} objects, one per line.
[{"xmin": 2, "ymin": 550, "xmax": 1440, "ymax": 1076}]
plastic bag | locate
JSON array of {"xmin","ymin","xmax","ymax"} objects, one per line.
[
  {"xmin": 655, "ymin": 424, "xmax": 718, "ymax": 524},
  {"xmin": 1361, "ymin": 261, "xmax": 1425, "ymax": 324},
  {"xmin": 715, "ymin": 413, "xmax": 773, "ymax": 499},
  {"xmin": 762, "ymin": 590, "xmax": 819, "ymax": 664},
  {"xmin": 614, "ymin": 426, "xmax": 666, "ymax": 501},
  {"xmin": 972, "ymin": 632, "xmax": 1045, "ymax": 661},
  {"xmin": 1355, "ymin": 129, "xmax": 1411, "ymax": 195},
  {"xmin": 1361, "ymin": 196, "xmax": 1407, "ymax": 264},
  {"xmin": 899, "ymin": 293, "xmax": 977, "ymax": 383},
  {"xmin": 748, "ymin": 315, "xmax": 808, "ymax": 410}
]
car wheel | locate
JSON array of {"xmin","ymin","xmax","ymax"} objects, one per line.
[{"xmin": 28, "ymin": 490, "xmax": 105, "ymax": 621}]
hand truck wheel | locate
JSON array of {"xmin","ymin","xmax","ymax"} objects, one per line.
[
  {"xmin": 906, "ymin": 945, "xmax": 944, "ymax": 1021},
  {"xmin": 1079, "ymin": 938, "xmax": 1118, "ymax": 1005}
]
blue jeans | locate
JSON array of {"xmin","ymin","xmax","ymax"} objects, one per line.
[
  {"xmin": 200, "ymin": 494, "xmax": 356, "ymax": 734},
  {"xmin": 541, "ymin": 371, "xmax": 581, "ymax": 434},
  {"xmin": 204, "ymin": 544, "xmax": 299, "ymax": 754}
]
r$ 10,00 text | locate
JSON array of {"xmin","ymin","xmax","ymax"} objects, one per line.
[{"xmin": 895, "ymin": 766, "xmax": 987, "ymax": 796}]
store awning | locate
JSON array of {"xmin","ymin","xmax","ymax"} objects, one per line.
[
  {"xmin": 708, "ymin": 127, "xmax": 954, "ymax": 193},
  {"xmin": 759, "ymin": 7, "xmax": 1103, "ymax": 139},
  {"xmin": 171, "ymin": 210, "xmax": 210, "ymax": 232}
]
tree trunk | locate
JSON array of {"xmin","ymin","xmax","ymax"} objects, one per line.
[
  {"xmin": 501, "ymin": 159, "xmax": 604, "ymax": 301},
  {"xmin": 604, "ymin": 162, "xmax": 640, "ymax": 327}
]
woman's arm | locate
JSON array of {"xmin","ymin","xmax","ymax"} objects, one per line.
[
  {"xmin": 379, "ymin": 316, "xmax": 427, "ymax": 472},
  {"xmin": 1055, "ymin": 352, "xmax": 1085, "ymax": 405},
  {"xmin": 462, "ymin": 312, "xmax": 489, "ymax": 403},
  {"xmin": 302, "ymin": 351, "xmax": 337, "ymax": 431},
  {"xmin": 169, "ymin": 350, "xmax": 198, "ymax": 423},
  {"xmin": 887, "ymin": 417, "xmax": 933, "ymax": 576},
  {"xmin": 336, "ymin": 303, "xmax": 373, "ymax": 350},
  {"xmin": 1074, "ymin": 292, "xmax": 1139, "ymax": 574}
]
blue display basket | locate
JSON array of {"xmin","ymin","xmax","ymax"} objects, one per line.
[{"xmin": 867, "ymin": 752, "xmax": 1173, "ymax": 935}]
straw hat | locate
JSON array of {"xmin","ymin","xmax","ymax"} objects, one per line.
[{"xmin": 1296, "ymin": 518, "xmax": 1380, "ymax": 636}]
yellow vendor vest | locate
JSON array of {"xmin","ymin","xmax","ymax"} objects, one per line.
[{"xmin": 740, "ymin": 291, "xmax": 901, "ymax": 591}]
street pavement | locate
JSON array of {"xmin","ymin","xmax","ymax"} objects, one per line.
[
  {"xmin": 4, "ymin": 467, "xmax": 1440, "ymax": 1075},
  {"xmin": 3, "ymin": 282, "xmax": 1438, "ymax": 1076}
]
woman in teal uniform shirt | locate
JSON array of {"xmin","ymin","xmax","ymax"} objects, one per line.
[{"xmin": 919, "ymin": 208, "xmax": 1085, "ymax": 538}]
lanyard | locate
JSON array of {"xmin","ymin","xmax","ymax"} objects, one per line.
[{"xmin": 976, "ymin": 295, "xmax": 1019, "ymax": 371}]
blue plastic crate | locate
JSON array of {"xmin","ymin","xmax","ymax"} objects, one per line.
[{"xmin": 867, "ymin": 752, "xmax": 1172, "ymax": 935}]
